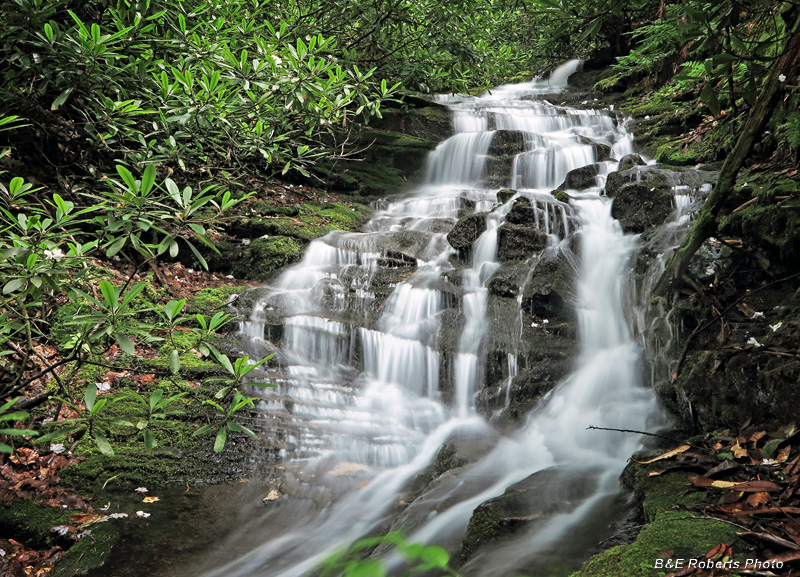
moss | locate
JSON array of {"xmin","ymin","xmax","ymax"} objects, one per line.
[
  {"xmin": 187, "ymin": 285, "xmax": 245, "ymax": 318},
  {"xmin": 552, "ymin": 189, "xmax": 570, "ymax": 204},
  {"xmin": 0, "ymin": 499, "xmax": 118, "ymax": 576},
  {"xmin": 314, "ymin": 130, "xmax": 436, "ymax": 196},
  {"xmin": 51, "ymin": 523, "xmax": 118, "ymax": 577},
  {"xmin": 571, "ymin": 514, "xmax": 741, "ymax": 577},
  {"xmin": 228, "ymin": 235, "xmax": 304, "ymax": 280},
  {"xmin": 460, "ymin": 506, "xmax": 502, "ymax": 560},
  {"xmin": 573, "ymin": 471, "xmax": 742, "ymax": 577}
]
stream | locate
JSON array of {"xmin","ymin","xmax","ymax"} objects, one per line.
[{"xmin": 191, "ymin": 60, "xmax": 698, "ymax": 577}]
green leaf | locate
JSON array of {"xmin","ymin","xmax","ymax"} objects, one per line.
[
  {"xmin": 420, "ymin": 545, "xmax": 449, "ymax": 568},
  {"xmin": 192, "ymin": 423, "xmax": 215, "ymax": 437},
  {"xmin": 116, "ymin": 165, "xmax": 138, "ymax": 194},
  {"xmin": 3, "ymin": 278, "xmax": 26, "ymax": 294},
  {"xmin": 85, "ymin": 383, "xmax": 98, "ymax": 412},
  {"xmin": 114, "ymin": 333, "xmax": 135, "ymax": 356},
  {"xmin": 143, "ymin": 429, "xmax": 156, "ymax": 452},
  {"xmin": 98, "ymin": 280, "xmax": 117, "ymax": 309},
  {"xmin": 105, "ymin": 236, "xmax": 127, "ymax": 257},
  {"xmin": 93, "ymin": 430, "xmax": 115, "ymax": 456},
  {"xmin": 52, "ymin": 87, "xmax": 74, "ymax": 110},
  {"xmin": 149, "ymin": 389, "xmax": 164, "ymax": 411},
  {"xmin": 141, "ymin": 164, "xmax": 156, "ymax": 195},
  {"xmin": 169, "ymin": 349, "xmax": 180, "ymax": 375},
  {"xmin": 214, "ymin": 427, "xmax": 227, "ymax": 452}
]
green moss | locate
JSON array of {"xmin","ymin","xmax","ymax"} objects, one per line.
[
  {"xmin": 52, "ymin": 523, "xmax": 118, "ymax": 577},
  {"xmin": 571, "ymin": 514, "xmax": 740, "ymax": 577},
  {"xmin": 574, "ymin": 466, "xmax": 744, "ymax": 577},
  {"xmin": 188, "ymin": 285, "xmax": 245, "ymax": 318},
  {"xmin": 0, "ymin": 499, "xmax": 118, "ymax": 576},
  {"xmin": 228, "ymin": 235, "xmax": 304, "ymax": 280},
  {"xmin": 552, "ymin": 189, "xmax": 570, "ymax": 204},
  {"xmin": 314, "ymin": 130, "xmax": 435, "ymax": 196}
]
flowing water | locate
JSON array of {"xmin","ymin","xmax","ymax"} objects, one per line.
[{"xmin": 199, "ymin": 61, "xmax": 690, "ymax": 577}]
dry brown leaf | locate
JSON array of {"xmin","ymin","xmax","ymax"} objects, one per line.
[
  {"xmin": 746, "ymin": 491, "xmax": 771, "ymax": 507},
  {"xmin": 776, "ymin": 445, "xmax": 791, "ymax": 463},
  {"xmin": 262, "ymin": 489, "xmax": 280, "ymax": 501},
  {"xmin": 631, "ymin": 445, "xmax": 691, "ymax": 465},
  {"xmin": 142, "ymin": 496, "xmax": 160, "ymax": 503},
  {"xmin": 737, "ymin": 302, "xmax": 757, "ymax": 317},
  {"xmin": 732, "ymin": 444, "xmax": 748, "ymax": 458}
]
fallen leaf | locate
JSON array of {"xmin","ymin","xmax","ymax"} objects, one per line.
[
  {"xmin": 262, "ymin": 489, "xmax": 280, "ymax": 501},
  {"xmin": 776, "ymin": 445, "xmax": 791, "ymax": 463},
  {"xmin": 746, "ymin": 492, "xmax": 771, "ymax": 507},
  {"xmin": 732, "ymin": 444, "xmax": 748, "ymax": 458},
  {"xmin": 632, "ymin": 445, "xmax": 691, "ymax": 464},
  {"xmin": 142, "ymin": 496, "xmax": 159, "ymax": 503}
]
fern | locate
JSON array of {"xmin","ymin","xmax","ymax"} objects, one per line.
[{"xmin": 785, "ymin": 112, "xmax": 800, "ymax": 149}]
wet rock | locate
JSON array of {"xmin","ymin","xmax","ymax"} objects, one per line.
[
  {"xmin": 497, "ymin": 224, "xmax": 548, "ymax": 261},
  {"xmin": 447, "ymin": 212, "xmax": 487, "ymax": 253},
  {"xmin": 520, "ymin": 255, "xmax": 576, "ymax": 321},
  {"xmin": 497, "ymin": 189, "xmax": 517, "ymax": 204},
  {"xmin": 576, "ymin": 136, "xmax": 613, "ymax": 161},
  {"xmin": 618, "ymin": 153, "xmax": 646, "ymax": 171},
  {"xmin": 610, "ymin": 183, "xmax": 674, "ymax": 234},
  {"xmin": 461, "ymin": 468, "xmax": 596, "ymax": 561},
  {"xmin": 487, "ymin": 262, "xmax": 526, "ymax": 298},
  {"xmin": 433, "ymin": 432, "xmax": 500, "ymax": 478},
  {"xmin": 488, "ymin": 130, "xmax": 527, "ymax": 157},
  {"xmin": 606, "ymin": 167, "xmax": 677, "ymax": 233},
  {"xmin": 505, "ymin": 197, "xmax": 537, "ymax": 226},
  {"xmin": 329, "ymin": 229, "xmax": 447, "ymax": 262},
  {"xmin": 559, "ymin": 163, "xmax": 601, "ymax": 191}
]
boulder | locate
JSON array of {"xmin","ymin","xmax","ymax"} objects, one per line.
[
  {"xmin": 505, "ymin": 197, "xmax": 537, "ymax": 226},
  {"xmin": 497, "ymin": 223, "xmax": 548, "ymax": 261},
  {"xmin": 447, "ymin": 212, "xmax": 487, "ymax": 252},
  {"xmin": 461, "ymin": 468, "xmax": 596, "ymax": 561},
  {"xmin": 558, "ymin": 163, "xmax": 600, "ymax": 191},
  {"xmin": 618, "ymin": 153, "xmax": 646, "ymax": 171},
  {"xmin": 496, "ymin": 189, "xmax": 517, "ymax": 204},
  {"xmin": 606, "ymin": 167, "xmax": 676, "ymax": 233}
]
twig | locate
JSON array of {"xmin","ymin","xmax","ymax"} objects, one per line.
[{"xmin": 586, "ymin": 425, "xmax": 707, "ymax": 452}]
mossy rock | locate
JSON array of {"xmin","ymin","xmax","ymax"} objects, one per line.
[
  {"xmin": 572, "ymin": 467, "xmax": 747, "ymax": 577},
  {"xmin": 314, "ymin": 130, "xmax": 436, "ymax": 197},
  {"xmin": 0, "ymin": 499, "xmax": 119, "ymax": 577},
  {"xmin": 227, "ymin": 236, "xmax": 304, "ymax": 281},
  {"xmin": 188, "ymin": 286, "xmax": 246, "ymax": 320}
]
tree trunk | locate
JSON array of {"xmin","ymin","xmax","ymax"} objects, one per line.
[{"xmin": 652, "ymin": 8, "xmax": 800, "ymax": 300}]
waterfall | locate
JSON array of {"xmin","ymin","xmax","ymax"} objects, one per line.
[{"xmin": 198, "ymin": 61, "xmax": 673, "ymax": 577}]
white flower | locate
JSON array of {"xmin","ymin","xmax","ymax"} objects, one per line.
[
  {"xmin": 644, "ymin": 115, "xmax": 650, "ymax": 120},
  {"xmin": 762, "ymin": 458, "xmax": 777, "ymax": 465},
  {"xmin": 530, "ymin": 322, "xmax": 539, "ymax": 328},
  {"xmin": 96, "ymin": 381, "xmax": 112, "ymax": 392},
  {"xmin": 778, "ymin": 74, "xmax": 787, "ymax": 82},
  {"xmin": 542, "ymin": 319, "xmax": 549, "ymax": 324},
  {"xmin": 51, "ymin": 525, "xmax": 71, "ymax": 536},
  {"xmin": 271, "ymin": 55, "xmax": 283, "ymax": 67},
  {"xmin": 108, "ymin": 513, "xmax": 128, "ymax": 519},
  {"xmin": 44, "ymin": 248, "xmax": 65, "ymax": 261},
  {"xmin": 747, "ymin": 337, "xmax": 763, "ymax": 347},
  {"xmin": 134, "ymin": 487, "xmax": 148, "ymax": 493},
  {"xmin": 770, "ymin": 321, "xmax": 783, "ymax": 332},
  {"xmin": 50, "ymin": 443, "xmax": 66, "ymax": 454},
  {"xmin": 752, "ymin": 311, "xmax": 764, "ymax": 318},
  {"xmin": 0, "ymin": 548, "xmax": 5, "ymax": 557},
  {"xmin": 135, "ymin": 511, "xmax": 150, "ymax": 518}
]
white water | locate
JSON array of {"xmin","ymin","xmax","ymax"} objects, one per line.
[{"xmin": 202, "ymin": 60, "xmax": 675, "ymax": 577}]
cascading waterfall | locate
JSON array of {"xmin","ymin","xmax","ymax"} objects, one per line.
[{"xmin": 199, "ymin": 60, "xmax": 688, "ymax": 577}]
